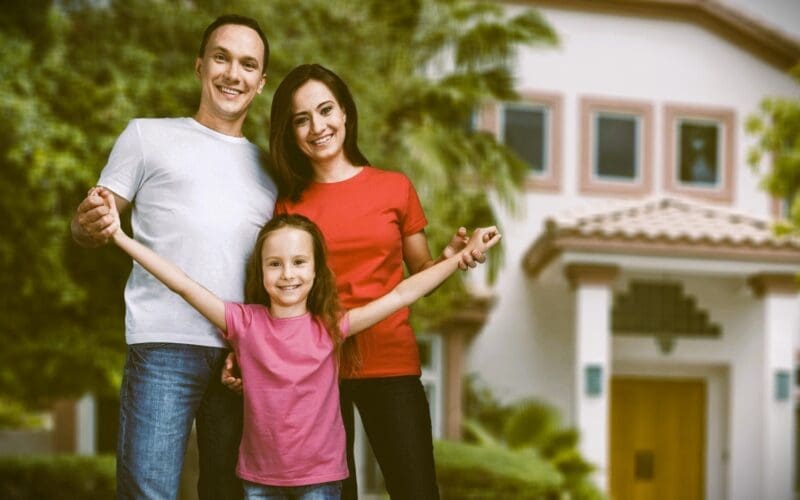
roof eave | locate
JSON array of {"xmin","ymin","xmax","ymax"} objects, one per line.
[
  {"xmin": 523, "ymin": 233, "xmax": 800, "ymax": 277},
  {"xmin": 508, "ymin": 0, "xmax": 800, "ymax": 71}
]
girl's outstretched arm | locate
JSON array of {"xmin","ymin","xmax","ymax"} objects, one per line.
[
  {"xmin": 347, "ymin": 226, "xmax": 501, "ymax": 336},
  {"xmin": 98, "ymin": 188, "xmax": 227, "ymax": 333}
]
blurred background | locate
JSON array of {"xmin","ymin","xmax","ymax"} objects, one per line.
[{"xmin": 0, "ymin": 1, "xmax": 798, "ymax": 499}]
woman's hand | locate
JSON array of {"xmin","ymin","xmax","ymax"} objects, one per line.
[
  {"xmin": 463, "ymin": 226, "xmax": 502, "ymax": 257},
  {"xmin": 443, "ymin": 227, "xmax": 487, "ymax": 270}
]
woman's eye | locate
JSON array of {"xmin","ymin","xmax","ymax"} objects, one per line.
[
  {"xmin": 293, "ymin": 117, "xmax": 308, "ymax": 127},
  {"xmin": 321, "ymin": 106, "xmax": 333, "ymax": 115}
]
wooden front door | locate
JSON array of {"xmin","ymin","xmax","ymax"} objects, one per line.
[{"xmin": 610, "ymin": 377, "xmax": 706, "ymax": 500}]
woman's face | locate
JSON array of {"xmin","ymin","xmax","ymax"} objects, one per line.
[{"xmin": 290, "ymin": 79, "xmax": 347, "ymax": 167}]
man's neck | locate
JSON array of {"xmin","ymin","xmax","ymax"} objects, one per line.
[{"xmin": 193, "ymin": 110, "xmax": 245, "ymax": 138}]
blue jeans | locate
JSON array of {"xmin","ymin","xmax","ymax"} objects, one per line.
[
  {"xmin": 340, "ymin": 376, "xmax": 439, "ymax": 500},
  {"xmin": 242, "ymin": 480, "xmax": 341, "ymax": 499},
  {"xmin": 116, "ymin": 343, "xmax": 243, "ymax": 500}
]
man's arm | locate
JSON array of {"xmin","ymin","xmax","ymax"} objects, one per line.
[{"xmin": 71, "ymin": 189, "xmax": 130, "ymax": 248}]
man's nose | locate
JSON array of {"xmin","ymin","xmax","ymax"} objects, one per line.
[{"xmin": 222, "ymin": 62, "xmax": 241, "ymax": 82}]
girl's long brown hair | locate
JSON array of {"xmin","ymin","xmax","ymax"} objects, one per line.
[{"xmin": 244, "ymin": 214, "xmax": 357, "ymax": 370}]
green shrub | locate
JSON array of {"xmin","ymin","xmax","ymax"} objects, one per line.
[
  {"xmin": 0, "ymin": 454, "xmax": 115, "ymax": 500},
  {"xmin": 434, "ymin": 439, "xmax": 562, "ymax": 499}
]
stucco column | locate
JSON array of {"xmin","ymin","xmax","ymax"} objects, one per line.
[
  {"xmin": 436, "ymin": 296, "xmax": 493, "ymax": 440},
  {"xmin": 749, "ymin": 273, "xmax": 799, "ymax": 500},
  {"xmin": 566, "ymin": 263, "xmax": 619, "ymax": 492}
]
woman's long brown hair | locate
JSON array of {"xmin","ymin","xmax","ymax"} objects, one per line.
[
  {"xmin": 244, "ymin": 214, "xmax": 358, "ymax": 370},
  {"xmin": 268, "ymin": 63, "xmax": 370, "ymax": 202}
]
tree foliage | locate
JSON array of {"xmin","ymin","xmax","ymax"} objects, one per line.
[
  {"xmin": 0, "ymin": 0, "xmax": 556, "ymax": 407},
  {"xmin": 747, "ymin": 63, "xmax": 800, "ymax": 233}
]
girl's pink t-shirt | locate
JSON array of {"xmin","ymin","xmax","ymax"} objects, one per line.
[{"xmin": 223, "ymin": 302, "xmax": 348, "ymax": 487}]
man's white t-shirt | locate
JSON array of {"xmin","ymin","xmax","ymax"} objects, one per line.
[{"xmin": 98, "ymin": 117, "xmax": 277, "ymax": 347}]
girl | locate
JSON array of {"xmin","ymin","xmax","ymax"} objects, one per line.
[{"xmin": 97, "ymin": 188, "xmax": 500, "ymax": 500}]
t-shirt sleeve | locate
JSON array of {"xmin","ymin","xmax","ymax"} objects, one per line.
[
  {"xmin": 96, "ymin": 120, "xmax": 144, "ymax": 203},
  {"xmin": 401, "ymin": 175, "xmax": 428, "ymax": 236},
  {"xmin": 224, "ymin": 302, "xmax": 255, "ymax": 343}
]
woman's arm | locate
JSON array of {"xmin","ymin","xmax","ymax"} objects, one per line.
[
  {"xmin": 98, "ymin": 188, "xmax": 227, "ymax": 332},
  {"xmin": 347, "ymin": 227, "xmax": 501, "ymax": 336}
]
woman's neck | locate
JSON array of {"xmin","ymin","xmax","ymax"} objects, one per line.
[{"xmin": 312, "ymin": 158, "xmax": 362, "ymax": 183}]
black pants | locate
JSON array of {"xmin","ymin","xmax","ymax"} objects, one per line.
[{"xmin": 339, "ymin": 376, "xmax": 439, "ymax": 500}]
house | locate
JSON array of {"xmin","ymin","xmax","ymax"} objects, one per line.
[{"xmin": 425, "ymin": 1, "xmax": 800, "ymax": 499}]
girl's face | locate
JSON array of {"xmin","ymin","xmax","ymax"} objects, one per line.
[
  {"xmin": 260, "ymin": 226, "xmax": 316, "ymax": 318},
  {"xmin": 290, "ymin": 79, "xmax": 347, "ymax": 168}
]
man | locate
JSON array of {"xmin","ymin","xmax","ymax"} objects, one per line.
[{"xmin": 71, "ymin": 14, "xmax": 276, "ymax": 499}]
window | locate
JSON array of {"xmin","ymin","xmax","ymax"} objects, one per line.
[
  {"xmin": 678, "ymin": 120, "xmax": 720, "ymax": 186},
  {"xmin": 488, "ymin": 92, "xmax": 562, "ymax": 191},
  {"xmin": 580, "ymin": 97, "xmax": 653, "ymax": 196},
  {"xmin": 772, "ymin": 195, "xmax": 793, "ymax": 219},
  {"xmin": 594, "ymin": 113, "xmax": 640, "ymax": 180},
  {"xmin": 502, "ymin": 105, "xmax": 548, "ymax": 174},
  {"xmin": 664, "ymin": 105, "xmax": 735, "ymax": 203},
  {"xmin": 462, "ymin": 108, "xmax": 479, "ymax": 134}
]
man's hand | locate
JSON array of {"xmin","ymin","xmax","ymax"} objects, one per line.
[
  {"xmin": 71, "ymin": 188, "xmax": 118, "ymax": 247},
  {"xmin": 221, "ymin": 352, "xmax": 243, "ymax": 394}
]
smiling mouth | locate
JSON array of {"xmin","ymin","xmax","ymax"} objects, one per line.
[
  {"xmin": 218, "ymin": 85, "xmax": 243, "ymax": 96},
  {"xmin": 310, "ymin": 134, "xmax": 333, "ymax": 146},
  {"xmin": 278, "ymin": 284, "xmax": 301, "ymax": 291}
]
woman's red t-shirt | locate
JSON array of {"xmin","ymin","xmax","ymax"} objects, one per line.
[{"xmin": 276, "ymin": 167, "xmax": 427, "ymax": 378}]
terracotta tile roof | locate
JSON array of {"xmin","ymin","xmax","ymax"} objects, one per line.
[
  {"xmin": 550, "ymin": 197, "xmax": 799, "ymax": 246},
  {"xmin": 524, "ymin": 196, "xmax": 800, "ymax": 276}
]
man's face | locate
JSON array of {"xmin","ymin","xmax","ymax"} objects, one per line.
[{"xmin": 195, "ymin": 24, "xmax": 266, "ymax": 128}]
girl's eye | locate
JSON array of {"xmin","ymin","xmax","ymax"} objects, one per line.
[
  {"xmin": 293, "ymin": 116, "xmax": 308, "ymax": 127},
  {"xmin": 294, "ymin": 259, "xmax": 307, "ymax": 266},
  {"xmin": 267, "ymin": 261, "xmax": 280, "ymax": 267}
]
